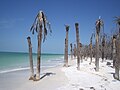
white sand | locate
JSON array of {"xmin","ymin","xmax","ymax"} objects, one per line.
[
  {"xmin": 0, "ymin": 66, "xmax": 68, "ymax": 90},
  {"xmin": 58, "ymin": 58, "xmax": 120, "ymax": 90},
  {"xmin": 0, "ymin": 58, "xmax": 120, "ymax": 90}
]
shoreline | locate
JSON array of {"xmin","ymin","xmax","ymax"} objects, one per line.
[
  {"xmin": 0, "ymin": 63, "xmax": 68, "ymax": 90},
  {"xmin": 0, "ymin": 64, "xmax": 62, "ymax": 74},
  {"xmin": 1, "ymin": 57, "xmax": 120, "ymax": 90},
  {"xmin": 0, "ymin": 52, "xmax": 64, "ymax": 75}
]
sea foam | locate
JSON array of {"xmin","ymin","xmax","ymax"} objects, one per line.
[{"xmin": 0, "ymin": 67, "xmax": 30, "ymax": 74}]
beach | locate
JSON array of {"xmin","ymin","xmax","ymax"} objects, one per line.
[
  {"xmin": 58, "ymin": 58, "xmax": 120, "ymax": 90},
  {"xmin": 0, "ymin": 66, "xmax": 68, "ymax": 90},
  {"xmin": 0, "ymin": 52, "xmax": 66, "ymax": 90},
  {"xmin": 0, "ymin": 0, "xmax": 120, "ymax": 90},
  {"xmin": 0, "ymin": 57, "xmax": 120, "ymax": 90}
]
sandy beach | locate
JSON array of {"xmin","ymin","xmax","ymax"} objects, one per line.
[
  {"xmin": 0, "ymin": 58, "xmax": 120, "ymax": 90},
  {"xmin": 0, "ymin": 65, "xmax": 68, "ymax": 90},
  {"xmin": 59, "ymin": 58, "xmax": 120, "ymax": 90},
  {"xmin": 0, "ymin": 0, "xmax": 120, "ymax": 90}
]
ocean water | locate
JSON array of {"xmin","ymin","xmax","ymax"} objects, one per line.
[{"xmin": 0, "ymin": 52, "xmax": 64, "ymax": 74}]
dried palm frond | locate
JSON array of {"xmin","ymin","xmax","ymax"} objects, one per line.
[
  {"xmin": 114, "ymin": 16, "xmax": 120, "ymax": 33},
  {"xmin": 30, "ymin": 10, "xmax": 52, "ymax": 42},
  {"xmin": 91, "ymin": 33, "xmax": 95, "ymax": 40},
  {"xmin": 114, "ymin": 16, "xmax": 120, "ymax": 25},
  {"xmin": 41, "ymin": 11, "xmax": 47, "ymax": 42},
  {"xmin": 95, "ymin": 18, "xmax": 104, "ymax": 34},
  {"xmin": 47, "ymin": 22, "xmax": 52, "ymax": 34},
  {"xmin": 65, "ymin": 25, "xmax": 70, "ymax": 31},
  {"xmin": 45, "ymin": 16, "xmax": 52, "ymax": 34},
  {"xmin": 30, "ymin": 14, "xmax": 39, "ymax": 34},
  {"xmin": 90, "ymin": 33, "xmax": 95, "ymax": 43}
]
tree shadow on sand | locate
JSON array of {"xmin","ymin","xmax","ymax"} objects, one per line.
[
  {"xmin": 40, "ymin": 72, "xmax": 56, "ymax": 80},
  {"xmin": 109, "ymin": 72, "xmax": 118, "ymax": 82}
]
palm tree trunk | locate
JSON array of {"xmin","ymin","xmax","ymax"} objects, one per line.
[
  {"xmin": 102, "ymin": 37, "xmax": 105, "ymax": 62},
  {"xmin": 70, "ymin": 43, "xmax": 73, "ymax": 60},
  {"xmin": 95, "ymin": 32, "xmax": 99, "ymax": 71},
  {"xmin": 27, "ymin": 37, "xmax": 34, "ymax": 80},
  {"xmin": 73, "ymin": 44, "xmax": 77, "ymax": 58},
  {"xmin": 113, "ymin": 37, "xmax": 116, "ymax": 67},
  {"xmin": 64, "ymin": 38, "xmax": 66, "ymax": 66},
  {"xmin": 79, "ymin": 43, "xmax": 82, "ymax": 62},
  {"xmin": 64, "ymin": 26, "xmax": 69, "ymax": 67},
  {"xmin": 36, "ymin": 25, "xmax": 42, "ymax": 80},
  {"xmin": 102, "ymin": 47, "xmax": 104, "ymax": 62},
  {"xmin": 115, "ymin": 33, "xmax": 120, "ymax": 80},
  {"xmin": 104, "ymin": 41, "xmax": 107, "ymax": 60},
  {"xmin": 75, "ymin": 23, "xmax": 80, "ymax": 70},
  {"xmin": 89, "ymin": 43, "xmax": 92, "ymax": 65}
]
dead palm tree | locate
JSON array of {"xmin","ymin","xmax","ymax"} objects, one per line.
[
  {"xmin": 70, "ymin": 43, "xmax": 73, "ymax": 60},
  {"xmin": 73, "ymin": 44, "xmax": 77, "ymax": 58},
  {"xmin": 115, "ymin": 35, "xmax": 120, "ymax": 80},
  {"xmin": 112, "ymin": 35, "xmax": 117, "ymax": 67},
  {"xmin": 95, "ymin": 17, "xmax": 104, "ymax": 71},
  {"xmin": 112, "ymin": 16, "xmax": 120, "ymax": 68},
  {"xmin": 27, "ymin": 37, "xmax": 35, "ymax": 80},
  {"xmin": 79, "ymin": 43, "xmax": 82, "ymax": 62},
  {"xmin": 115, "ymin": 16, "xmax": 120, "ymax": 32},
  {"xmin": 102, "ymin": 35, "xmax": 105, "ymax": 62},
  {"xmin": 75, "ymin": 23, "xmax": 80, "ymax": 70},
  {"xmin": 64, "ymin": 25, "xmax": 69, "ymax": 67},
  {"xmin": 30, "ymin": 11, "xmax": 51, "ymax": 81},
  {"xmin": 89, "ymin": 33, "xmax": 94, "ymax": 64},
  {"xmin": 64, "ymin": 38, "xmax": 66, "ymax": 66},
  {"xmin": 114, "ymin": 16, "xmax": 120, "ymax": 80}
]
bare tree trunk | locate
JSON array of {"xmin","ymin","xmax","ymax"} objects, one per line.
[
  {"xmin": 36, "ymin": 25, "xmax": 42, "ymax": 80},
  {"xmin": 114, "ymin": 33, "xmax": 120, "ymax": 80},
  {"xmin": 89, "ymin": 43, "xmax": 92, "ymax": 65},
  {"xmin": 104, "ymin": 40, "xmax": 107, "ymax": 60},
  {"xmin": 102, "ymin": 36, "xmax": 105, "ymax": 62},
  {"xmin": 73, "ymin": 44, "xmax": 77, "ymax": 58},
  {"xmin": 64, "ymin": 38, "xmax": 67, "ymax": 66},
  {"xmin": 79, "ymin": 43, "xmax": 82, "ymax": 62},
  {"xmin": 75, "ymin": 23, "xmax": 80, "ymax": 70},
  {"xmin": 112, "ymin": 36, "xmax": 116, "ymax": 67},
  {"xmin": 70, "ymin": 43, "xmax": 73, "ymax": 60},
  {"xmin": 89, "ymin": 34, "xmax": 93, "ymax": 64},
  {"xmin": 64, "ymin": 26, "xmax": 69, "ymax": 67},
  {"xmin": 102, "ymin": 47, "xmax": 104, "ymax": 62},
  {"xmin": 27, "ymin": 37, "xmax": 35, "ymax": 80},
  {"xmin": 95, "ymin": 32, "xmax": 99, "ymax": 71},
  {"xmin": 110, "ymin": 37, "xmax": 113, "ymax": 60}
]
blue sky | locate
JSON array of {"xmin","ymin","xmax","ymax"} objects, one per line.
[{"xmin": 0, "ymin": 0, "xmax": 120, "ymax": 54}]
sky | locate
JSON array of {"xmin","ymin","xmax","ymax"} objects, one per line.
[{"xmin": 0, "ymin": 0, "xmax": 120, "ymax": 54}]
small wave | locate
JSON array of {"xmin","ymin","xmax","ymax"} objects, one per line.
[
  {"xmin": 46, "ymin": 58, "xmax": 64, "ymax": 63},
  {"xmin": 42, "ymin": 65, "xmax": 58, "ymax": 68},
  {"xmin": 0, "ymin": 67, "xmax": 30, "ymax": 74},
  {"xmin": 0, "ymin": 65, "xmax": 60, "ymax": 74},
  {"xmin": 0, "ymin": 56, "xmax": 64, "ymax": 74}
]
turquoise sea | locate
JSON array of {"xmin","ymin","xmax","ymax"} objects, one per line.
[{"xmin": 0, "ymin": 52, "xmax": 64, "ymax": 74}]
